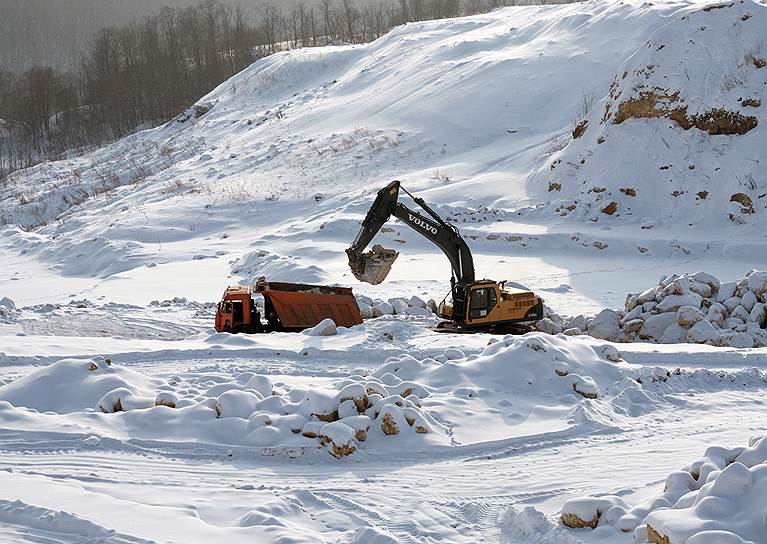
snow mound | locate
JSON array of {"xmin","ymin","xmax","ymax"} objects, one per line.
[
  {"xmin": 373, "ymin": 333, "xmax": 631, "ymax": 405},
  {"xmin": 531, "ymin": 0, "xmax": 766, "ymax": 226},
  {"xmin": 0, "ymin": 358, "xmax": 444, "ymax": 458},
  {"xmin": 0, "ymin": 357, "xmax": 164, "ymax": 413},
  {"xmin": 545, "ymin": 270, "xmax": 767, "ymax": 347},
  {"xmin": 561, "ymin": 434, "xmax": 767, "ymax": 544}
]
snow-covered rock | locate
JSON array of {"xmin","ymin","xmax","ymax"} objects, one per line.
[
  {"xmin": 687, "ymin": 320, "xmax": 721, "ymax": 345},
  {"xmin": 304, "ymin": 318, "xmax": 338, "ymax": 336},
  {"xmin": 372, "ymin": 302, "xmax": 395, "ymax": 317},
  {"xmin": 677, "ymin": 305, "xmax": 705, "ymax": 327},
  {"xmin": 588, "ymin": 309, "xmax": 621, "ymax": 341}
]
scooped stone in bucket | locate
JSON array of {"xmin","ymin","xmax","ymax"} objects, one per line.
[{"xmin": 348, "ymin": 244, "xmax": 399, "ymax": 285}]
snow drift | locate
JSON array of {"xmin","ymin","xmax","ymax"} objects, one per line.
[{"xmin": 561, "ymin": 433, "xmax": 767, "ymax": 543}]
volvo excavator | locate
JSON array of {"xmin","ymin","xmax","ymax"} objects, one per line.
[{"xmin": 346, "ymin": 180, "xmax": 544, "ymax": 333}]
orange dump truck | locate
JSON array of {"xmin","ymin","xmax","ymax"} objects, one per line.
[{"xmin": 214, "ymin": 277, "xmax": 363, "ymax": 334}]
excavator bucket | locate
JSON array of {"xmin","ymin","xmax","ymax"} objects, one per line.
[{"xmin": 348, "ymin": 244, "xmax": 399, "ymax": 285}]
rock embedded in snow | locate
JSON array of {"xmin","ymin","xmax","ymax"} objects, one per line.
[
  {"xmin": 568, "ymin": 315, "xmax": 588, "ymax": 332},
  {"xmin": 0, "ymin": 297, "xmax": 15, "ymax": 310},
  {"xmin": 587, "ymin": 309, "xmax": 621, "ymax": 341},
  {"xmin": 358, "ymin": 301, "xmax": 374, "ymax": 319},
  {"xmin": 304, "ymin": 318, "xmax": 337, "ymax": 336},
  {"xmin": 372, "ymin": 302, "xmax": 394, "ymax": 317},
  {"xmin": 319, "ymin": 421, "xmax": 357, "ymax": 458},
  {"xmin": 389, "ymin": 298, "xmax": 409, "ymax": 315},
  {"xmin": 408, "ymin": 295, "xmax": 426, "ymax": 308},
  {"xmin": 216, "ymin": 389, "xmax": 264, "ymax": 418},
  {"xmin": 535, "ymin": 318, "xmax": 563, "ymax": 335}
]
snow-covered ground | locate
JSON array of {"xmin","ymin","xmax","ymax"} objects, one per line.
[{"xmin": 2, "ymin": 0, "xmax": 767, "ymax": 542}]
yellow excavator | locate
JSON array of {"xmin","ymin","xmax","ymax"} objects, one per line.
[{"xmin": 346, "ymin": 180, "xmax": 543, "ymax": 333}]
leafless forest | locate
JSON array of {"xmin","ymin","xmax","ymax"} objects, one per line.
[{"xmin": 0, "ymin": 0, "xmax": 576, "ymax": 180}]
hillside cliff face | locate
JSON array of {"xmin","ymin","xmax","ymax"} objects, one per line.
[{"xmin": 529, "ymin": 0, "xmax": 766, "ymax": 227}]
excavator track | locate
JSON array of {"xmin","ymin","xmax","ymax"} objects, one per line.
[{"xmin": 433, "ymin": 321, "xmax": 534, "ymax": 335}]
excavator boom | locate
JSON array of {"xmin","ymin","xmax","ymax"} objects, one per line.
[{"xmin": 347, "ymin": 181, "xmax": 474, "ymax": 285}]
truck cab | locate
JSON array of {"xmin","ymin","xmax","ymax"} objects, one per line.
[{"xmin": 215, "ymin": 286, "xmax": 262, "ymax": 333}]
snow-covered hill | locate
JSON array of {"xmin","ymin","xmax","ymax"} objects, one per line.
[
  {"xmin": 529, "ymin": 0, "xmax": 766, "ymax": 227},
  {"xmin": 4, "ymin": 0, "xmax": 766, "ymax": 311}
]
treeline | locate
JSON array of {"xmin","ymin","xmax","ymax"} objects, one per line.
[{"xmin": 0, "ymin": 0, "xmax": 575, "ymax": 180}]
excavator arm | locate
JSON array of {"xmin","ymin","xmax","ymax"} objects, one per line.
[{"xmin": 346, "ymin": 180, "xmax": 475, "ymax": 285}]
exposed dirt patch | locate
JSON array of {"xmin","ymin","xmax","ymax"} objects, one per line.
[
  {"xmin": 693, "ymin": 107, "xmax": 758, "ymax": 135},
  {"xmin": 572, "ymin": 119, "xmax": 588, "ymax": 139},
  {"xmin": 620, "ymin": 187, "xmax": 637, "ymax": 197},
  {"xmin": 731, "ymin": 192, "xmax": 754, "ymax": 213},
  {"xmin": 614, "ymin": 89, "xmax": 758, "ymax": 135},
  {"xmin": 702, "ymin": 2, "xmax": 733, "ymax": 12},
  {"xmin": 747, "ymin": 54, "xmax": 766, "ymax": 69},
  {"xmin": 697, "ymin": 191, "xmax": 709, "ymax": 200},
  {"xmin": 548, "ymin": 182, "xmax": 562, "ymax": 192},
  {"xmin": 741, "ymin": 98, "xmax": 761, "ymax": 107},
  {"xmin": 601, "ymin": 201, "xmax": 618, "ymax": 215}
]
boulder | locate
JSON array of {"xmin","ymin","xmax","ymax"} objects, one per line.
[
  {"xmin": 676, "ymin": 306, "xmax": 705, "ymax": 327},
  {"xmin": 372, "ymin": 302, "xmax": 394, "ymax": 317},
  {"xmin": 706, "ymin": 303, "xmax": 727, "ymax": 325},
  {"xmin": 568, "ymin": 315, "xmax": 588, "ymax": 332},
  {"xmin": 622, "ymin": 305, "xmax": 643, "ymax": 323},
  {"xmin": 639, "ymin": 313, "xmax": 678, "ymax": 341},
  {"xmin": 304, "ymin": 318, "xmax": 337, "ymax": 336},
  {"xmin": 722, "ymin": 317, "xmax": 744, "ymax": 330},
  {"xmin": 535, "ymin": 318, "xmax": 563, "ymax": 335},
  {"xmin": 692, "ymin": 271, "xmax": 721, "ymax": 291},
  {"xmin": 656, "ymin": 293, "xmax": 702, "ymax": 312},
  {"xmin": 0, "ymin": 297, "xmax": 14, "ymax": 310},
  {"xmin": 588, "ymin": 309, "xmax": 621, "ymax": 341},
  {"xmin": 636, "ymin": 287, "xmax": 658, "ymax": 305},
  {"xmin": 730, "ymin": 305, "xmax": 751, "ymax": 322},
  {"xmin": 749, "ymin": 303, "xmax": 766, "ymax": 326},
  {"xmin": 688, "ymin": 280, "xmax": 712, "ymax": 298},
  {"xmin": 358, "ymin": 301, "xmax": 374, "ymax": 319},
  {"xmin": 716, "ymin": 281, "xmax": 737, "ymax": 302},
  {"xmin": 389, "ymin": 298, "xmax": 410, "ymax": 314},
  {"xmin": 723, "ymin": 296, "xmax": 743, "ymax": 313},
  {"xmin": 356, "ymin": 295, "xmax": 374, "ymax": 306},
  {"xmin": 741, "ymin": 291, "xmax": 758, "ymax": 312},
  {"xmin": 408, "ymin": 295, "xmax": 426, "ymax": 308},
  {"xmin": 563, "ymin": 327, "xmax": 583, "ymax": 336},
  {"xmin": 687, "ymin": 320, "xmax": 721, "ymax": 345},
  {"xmin": 747, "ymin": 271, "xmax": 767, "ymax": 298},
  {"xmin": 660, "ymin": 323, "xmax": 688, "ymax": 344},
  {"xmin": 407, "ymin": 306, "xmax": 432, "ymax": 317},
  {"xmin": 722, "ymin": 332, "xmax": 755, "ymax": 349},
  {"xmin": 622, "ymin": 318, "xmax": 644, "ymax": 334}
]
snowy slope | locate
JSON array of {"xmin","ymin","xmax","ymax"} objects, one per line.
[
  {"xmin": 6, "ymin": 0, "xmax": 763, "ymax": 313},
  {"xmin": 529, "ymin": 0, "xmax": 767, "ymax": 227}
]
